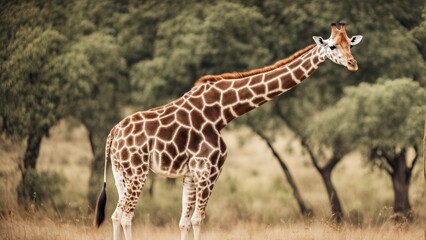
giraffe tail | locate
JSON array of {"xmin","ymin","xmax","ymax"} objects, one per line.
[{"xmin": 94, "ymin": 127, "xmax": 115, "ymax": 228}]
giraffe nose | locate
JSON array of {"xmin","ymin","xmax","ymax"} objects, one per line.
[{"xmin": 347, "ymin": 58, "xmax": 357, "ymax": 66}]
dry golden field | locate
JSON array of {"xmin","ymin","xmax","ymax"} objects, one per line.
[
  {"xmin": 0, "ymin": 216, "xmax": 424, "ymax": 240},
  {"xmin": 1, "ymin": 120, "xmax": 425, "ymax": 239}
]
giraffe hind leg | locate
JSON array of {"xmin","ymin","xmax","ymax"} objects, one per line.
[
  {"xmin": 179, "ymin": 176, "xmax": 196, "ymax": 240},
  {"xmin": 111, "ymin": 163, "xmax": 125, "ymax": 240},
  {"xmin": 121, "ymin": 173, "xmax": 148, "ymax": 240}
]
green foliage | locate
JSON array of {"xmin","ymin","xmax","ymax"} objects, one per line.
[
  {"xmin": 310, "ymin": 78, "xmax": 426, "ymax": 154},
  {"xmin": 17, "ymin": 169, "xmax": 67, "ymax": 209}
]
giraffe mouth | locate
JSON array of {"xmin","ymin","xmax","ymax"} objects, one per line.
[
  {"xmin": 346, "ymin": 58, "xmax": 358, "ymax": 71},
  {"xmin": 347, "ymin": 64, "xmax": 358, "ymax": 72}
]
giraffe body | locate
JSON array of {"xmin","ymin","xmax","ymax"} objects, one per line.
[{"xmin": 94, "ymin": 23, "xmax": 362, "ymax": 240}]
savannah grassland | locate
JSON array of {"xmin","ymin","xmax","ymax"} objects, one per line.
[{"xmin": 0, "ymin": 120, "xmax": 425, "ymax": 239}]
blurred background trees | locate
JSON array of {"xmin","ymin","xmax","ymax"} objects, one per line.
[{"xmin": 1, "ymin": 0, "xmax": 425, "ymax": 223}]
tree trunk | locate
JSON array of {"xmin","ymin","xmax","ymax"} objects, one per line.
[
  {"xmin": 23, "ymin": 131, "xmax": 44, "ymax": 170},
  {"xmin": 251, "ymin": 127, "xmax": 313, "ymax": 217},
  {"xmin": 18, "ymin": 129, "xmax": 47, "ymax": 207},
  {"xmin": 301, "ymin": 140, "xmax": 344, "ymax": 223},
  {"xmin": 86, "ymin": 128, "xmax": 107, "ymax": 211},
  {"xmin": 320, "ymin": 169, "xmax": 344, "ymax": 223},
  {"xmin": 390, "ymin": 150, "xmax": 412, "ymax": 221}
]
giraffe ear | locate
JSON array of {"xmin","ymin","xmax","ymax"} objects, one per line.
[
  {"xmin": 312, "ymin": 36, "xmax": 326, "ymax": 46},
  {"xmin": 350, "ymin": 35, "xmax": 363, "ymax": 46}
]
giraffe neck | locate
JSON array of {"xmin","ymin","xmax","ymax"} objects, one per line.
[{"xmin": 192, "ymin": 45, "xmax": 325, "ymax": 129}]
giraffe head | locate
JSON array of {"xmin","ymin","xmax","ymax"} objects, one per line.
[{"xmin": 312, "ymin": 21, "xmax": 363, "ymax": 71}]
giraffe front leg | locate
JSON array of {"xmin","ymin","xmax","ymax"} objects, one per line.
[
  {"xmin": 188, "ymin": 158, "xmax": 218, "ymax": 240},
  {"xmin": 179, "ymin": 176, "xmax": 196, "ymax": 240}
]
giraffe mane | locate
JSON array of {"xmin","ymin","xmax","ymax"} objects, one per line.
[{"xmin": 193, "ymin": 44, "xmax": 316, "ymax": 87}]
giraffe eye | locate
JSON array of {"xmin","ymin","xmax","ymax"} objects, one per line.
[{"xmin": 329, "ymin": 45, "xmax": 336, "ymax": 50}]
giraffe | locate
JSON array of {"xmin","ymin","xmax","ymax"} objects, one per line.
[{"xmin": 94, "ymin": 22, "xmax": 362, "ymax": 240}]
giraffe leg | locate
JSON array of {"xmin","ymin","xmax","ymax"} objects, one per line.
[
  {"xmin": 121, "ymin": 174, "xmax": 147, "ymax": 240},
  {"xmin": 179, "ymin": 176, "xmax": 196, "ymax": 240},
  {"xmin": 111, "ymin": 163, "xmax": 125, "ymax": 240},
  {"xmin": 189, "ymin": 158, "xmax": 218, "ymax": 240}
]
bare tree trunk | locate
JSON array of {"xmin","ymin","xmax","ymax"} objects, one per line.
[
  {"xmin": 374, "ymin": 147, "xmax": 417, "ymax": 222},
  {"xmin": 320, "ymin": 168, "xmax": 344, "ymax": 223},
  {"xmin": 18, "ymin": 128, "xmax": 48, "ymax": 208},
  {"xmin": 250, "ymin": 126, "xmax": 313, "ymax": 217},
  {"xmin": 302, "ymin": 140, "xmax": 344, "ymax": 223}
]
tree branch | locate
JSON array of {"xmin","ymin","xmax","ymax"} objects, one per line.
[
  {"xmin": 408, "ymin": 145, "xmax": 419, "ymax": 173},
  {"xmin": 301, "ymin": 139, "xmax": 322, "ymax": 172}
]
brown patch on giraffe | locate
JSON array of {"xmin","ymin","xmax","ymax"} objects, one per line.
[
  {"xmin": 237, "ymin": 88, "xmax": 254, "ymax": 101},
  {"xmin": 141, "ymin": 164, "xmax": 148, "ymax": 172},
  {"xmin": 124, "ymin": 124, "xmax": 134, "ymax": 136},
  {"xmin": 266, "ymin": 79, "xmax": 279, "ymax": 92},
  {"xmin": 190, "ymin": 110, "xmax": 204, "ymax": 129},
  {"xmin": 191, "ymin": 85, "xmax": 205, "ymax": 97},
  {"xmin": 174, "ymin": 97, "xmax": 184, "ymax": 106},
  {"xmin": 160, "ymin": 114, "xmax": 175, "ymax": 126},
  {"xmin": 175, "ymin": 127, "xmax": 189, "ymax": 152},
  {"xmin": 222, "ymin": 108, "xmax": 235, "ymax": 123},
  {"xmin": 121, "ymin": 148, "xmax": 130, "ymax": 160},
  {"xmin": 197, "ymin": 159, "xmax": 205, "ymax": 169},
  {"xmin": 132, "ymin": 123, "xmax": 143, "ymax": 135},
  {"xmin": 280, "ymin": 74, "xmax": 298, "ymax": 89},
  {"xmin": 232, "ymin": 78, "xmax": 249, "ymax": 89},
  {"xmin": 161, "ymin": 105, "xmax": 178, "ymax": 116},
  {"xmin": 252, "ymin": 96, "xmax": 267, "ymax": 105},
  {"xmin": 202, "ymin": 188, "xmax": 209, "ymax": 198},
  {"xmin": 215, "ymin": 80, "xmax": 232, "ymax": 91},
  {"xmin": 202, "ymin": 124, "xmax": 218, "ymax": 147},
  {"xmin": 302, "ymin": 59, "xmax": 312, "ymax": 70},
  {"xmin": 161, "ymin": 154, "xmax": 172, "ymax": 170},
  {"xmin": 221, "ymin": 89, "xmax": 238, "ymax": 106},
  {"xmin": 188, "ymin": 97, "xmax": 204, "ymax": 110},
  {"xmin": 121, "ymin": 117, "xmax": 130, "ymax": 128},
  {"xmin": 307, "ymin": 67, "xmax": 316, "ymax": 76},
  {"xmin": 288, "ymin": 58, "xmax": 303, "ymax": 69},
  {"xmin": 249, "ymin": 75, "xmax": 263, "ymax": 85},
  {"xmin": 217, "ymin": 156, "xmax": 225, "ymax": 169},
  {"xmin": 293, "ymin": 67, "xmax": 307, "ymax": 81},
  {"xmin": 265, "ymin": 67, "xmax": 287, "ymax": 80},
  {"xmin": 156, "ymin": 140, "xmax": 165, "ymax": 151},
  {"xmin": 312, "ymin": 55, "xmax": 319, "ymax": 64},
  {"xmin": 251, "ymin": 83, "xmax": 266, "ymax": 95},
  {"xmin": 165, "ymin": 143, "xmax": 178, "ymax": 157},
  {"xmin": 188, "ymin": 131, "xmax": 202, "ymax": 153},
  {"xmin": 267, "ymin": 91, "xmax": 281, "ymax": 99},
  {"xmin": 118, "ymin": 139, "xmax": 125, "ymax": 149},
  {"xmin": 203, "ymin": 104, "xmax": 220, "ymax": 122},
  {"xmin": 194, "ymin": 44, "xmax": 316, "ymax": 86},
  {"xmin": 136, "ymin": 167, "xmax": 143, "ymax": 175},
  {"xmin": 158, "ymin": 124, "xmax": 178, "ymax": 142},
  {"xmin": 189, "ymin": 159, "xmax": 197, "ymax": 168},
  {"xmin": 143, "ymin": 111, "xmax": 159, "ymax": 119},
  {"xmin": 203, "ymin": 87, "xmax": 221, "ymax": 105},
  {"xmin": 181, "ymin": 101, "xmax": 192, "ymax": 111},
  {"xmin": 126, "ymin": 136, "xmax": 134, "ymax": 146},
  {"xmin": 131, "ymin": 154, "xmax": 142, "ymax": 166},
  {"xmin": 232, "ymin": 102, "xmax": 253, "ymax": 116},
  {"xmin": 132, "ymin": 113, "xmax": 143, "ymax": 122},
  {"xmin": 125, "ymin": 167, "xmax": 133, "ymax": 176},
  {"xmin": 176, "ymin": 110, "xmax": 191, "ymax": 126},
  {"xmin": 134, "ymin": 133, "xmax": 147, "ymax": 146},
  {"xmin": 145, "ymin": 120, "xmax": 160, "ymax": 136},
  {"xmin": 209, "ymin": 150, "xmax": 220, "ymax": 165}
]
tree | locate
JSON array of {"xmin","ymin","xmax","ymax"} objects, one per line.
[{"xmin": 312, "ymin": 79, "xmax": 426, "ymax": 220}]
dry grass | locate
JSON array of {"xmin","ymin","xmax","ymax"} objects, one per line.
[{"xmin": 0, "ymin": 216, "xmax": 423, "ymax": 240}]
